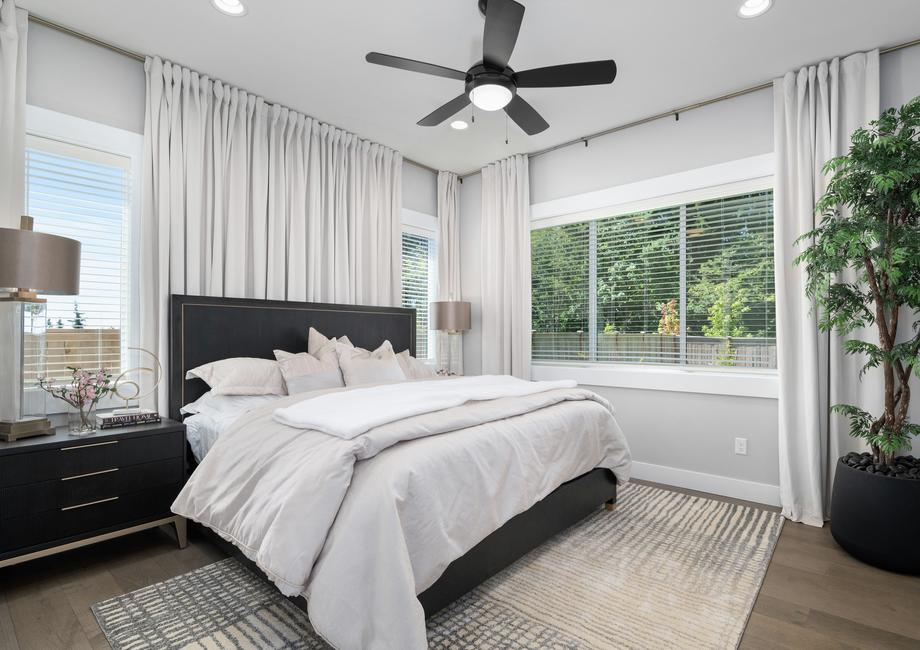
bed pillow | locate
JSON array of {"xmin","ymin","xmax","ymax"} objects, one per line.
[
  {"xmin": 180, "ymin": 391, "xmax": 282, "ymax": 417},
  {"xmin": 396, "ymin": 350, "xmax": 438, "ymax": 380},
  {"xmin": 307, "ymin": 327, "xmax": 353, "ymax": 355},
  {"xmin": 273, "ymin": 346, "xmax": 345, "ymax": 395},
  {"xmin": 185, "ymin": 357, "xmax": 286, "ymax": 396},
  {"xmin": 337, "ymin": 340, "xmax": 406, "ymax": 387}
]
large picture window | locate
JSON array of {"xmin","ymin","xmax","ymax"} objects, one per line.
[
  {"xmin": 24, "ymin": 134, "xmax": 133, "ymax": 382},
  {"xmin": 531, "ymin": 189, "xmax": 776, "ymax": 370}
]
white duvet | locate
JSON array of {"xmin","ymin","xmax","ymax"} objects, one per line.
[{"xmin": 172, "ymin": 376, "xmax": 631, "ymax": 650}]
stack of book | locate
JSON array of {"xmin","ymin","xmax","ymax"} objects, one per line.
[
  {"xmin": 97, "ymin": 409, "xmax": 162, "ymax": 429},
  {"xmin": 0, "ymin": 418, "xmax": 55, "ymax": 442}
]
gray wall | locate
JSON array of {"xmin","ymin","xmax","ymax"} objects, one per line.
[
  {"xmin": 402, "ymin": 161, "xmax": 438, "ymax": 215},
  {"xmin": 460, "ymin": 45, "xmax": 920, "ymax": 495},
  {"xmin": 27, "ymin": 22, "xmax": 147, "ymax": 134},
  {"xmin": 25, "ymin": 22, "xmax": 438, "ymax": 213},
  {"xmin": 880, "ymin": 44, "xmax": 920, "ymax": 453}
]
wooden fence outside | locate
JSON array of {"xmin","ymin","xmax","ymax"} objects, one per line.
[
  {"xmin": 23, "ymin": 329, "xmax": 122, "ymax": 384},
  {"xmin": 532, "ymin": 332, "xmax": 776, "ymax": 369}
]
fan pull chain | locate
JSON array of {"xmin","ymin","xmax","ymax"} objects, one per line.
[{"xmin": 505, "ymin": 113, "xmax": 509, "ymax": 145}]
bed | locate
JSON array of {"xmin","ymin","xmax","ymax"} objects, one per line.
[{"xmin": 168, "ymin": 294, "xmax": 631, "ymax": 649}]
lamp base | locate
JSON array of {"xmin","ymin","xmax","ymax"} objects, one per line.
[
  {"xmin": 0, "ymin": 417, "xmax": 55, "ymax": 442},
  {"xmin": 0, "ymin": 290, "xmax": 46, "ymax": 303}
]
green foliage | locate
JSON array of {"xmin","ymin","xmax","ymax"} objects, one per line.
[
  {"xmin": 70, "ymin": 302, "xmax": 86, "ymax": 329},
  {"xmin": 657, "ymin": 299, "xmax": 679, "ymax": 335},
  {"xmin": 797, "ymin": 96, "xmax": 920, "ymax": 464}
]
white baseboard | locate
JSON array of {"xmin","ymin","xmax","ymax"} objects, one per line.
[{"xmin": 630, "ymin": 461, "xmax": 781, "ymax": 507}]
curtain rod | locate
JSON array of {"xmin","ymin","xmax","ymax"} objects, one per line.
[
  {"xmin": 26, "ymin": 13, "xmax": 442, "ymax": 176},
  {"xmin": 458, "ymin": 34, "xmax": 920, "ymax": 178},
  {"xmin": 29, "ymin": 14, "xmax": 920, "ymax": 179}
]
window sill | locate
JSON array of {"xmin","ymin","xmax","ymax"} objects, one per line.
[{"xmin": 531, "ymin": 363, "xmax": 778, "ymax": 399}]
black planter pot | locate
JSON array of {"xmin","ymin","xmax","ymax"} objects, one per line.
[{"xmin": 830, "ymin": 458, "xmax": 920, "ymax": 574}]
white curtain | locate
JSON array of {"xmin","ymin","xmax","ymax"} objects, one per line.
[
  {"xmin": 141, "ymin": 57, "xmax": 403, "ymax": 412},
  {"xmin": 0, "ymin": 0, "xmax": 26, "ymax": 229},
  {"xmin": 774, "ymin": 50, "xmax": 879, "ymax": 526},
  {"xmin": 436, "ymin": 171, "xmax": 462, "ymax": 374},
  {"xmin": 480, "ymin": 154, "xmax": 531, "ymax": 378}
]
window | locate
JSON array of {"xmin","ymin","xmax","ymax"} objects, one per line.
[
  {"xmin": 24, "ymin": 134, "xmax": 133, "ymax": 382},
  {"xmin": 401, "ymin": 231, "xmax": 437, "ymax": 359},
  {"xmin": 531, "ymin": 189, "xmax": 775, "ymax": 370}
]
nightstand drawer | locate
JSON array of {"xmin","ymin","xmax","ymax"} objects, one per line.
[
  {"xmin": 0, "ymin": 485, "xmax": 178, "ymax": 553},
  {"xmin": 0, "ymin": 430, "xmax": 184, "ymax": 487},
  {"xmin": 0, "ymin": 457, "xmax": 184, "ymax": 520}
]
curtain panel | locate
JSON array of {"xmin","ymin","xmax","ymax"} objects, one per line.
[
  {"xmin": 774, "ymin": 50, "xmax": 879, "ymax": 527},
  {"xmin": 0, "ymin": 0, "xmax": 26, "ymax": 229},
  {"xmin": 436, "ymin": 170, "xmax": 462, "ymax": 374},
  {"xmin": 140, "ymin": 57, "xmax": 403, "ymax": 412},
  {"xmin": 480, "ymin": 154, "xmax": 531, "ymax": 379}
]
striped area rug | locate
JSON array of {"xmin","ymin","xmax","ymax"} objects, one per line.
[{"xmin": 92, "ymin": 483, "xmax": 782, "ymax": 649}]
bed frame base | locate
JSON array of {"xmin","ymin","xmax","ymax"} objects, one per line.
[{"xmin": 198, "ymin": 467, "xmax": 616, "ymax": 620}]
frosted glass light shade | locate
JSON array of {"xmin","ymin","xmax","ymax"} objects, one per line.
[{"xmin": 470, "ymin": 84, "xmax": 513, "ymax": 111}]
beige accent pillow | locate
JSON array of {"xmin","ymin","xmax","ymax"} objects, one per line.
[
  {"xmin": 273, "ymin": 345, "xmax": 344, "ymax": 395},
  {"xmin": 186, "ymin": 357, "xmax": 286, "ymax": 396},
  {"xmin": 396, "ymin": 350, "xmax": 438, "ymax": 380},
  {"xmin": 337, "ymin": 340, "xmax": 406, "ymax": 387},
  {"xmin": 308, "ymin": 327, "xmax": 353, "ymax": 355}
]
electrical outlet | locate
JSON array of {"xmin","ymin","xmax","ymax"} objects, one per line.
[{"xmin": 734, "ymin": 437, "xmax": 748, "ymax": 455}]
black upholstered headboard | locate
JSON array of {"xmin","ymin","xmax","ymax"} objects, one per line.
[{"xmin": 168, "ymin": 294, "xmax": 416, "ymax": 420}]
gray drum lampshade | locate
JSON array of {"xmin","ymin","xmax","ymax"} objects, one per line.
[
  {"xmin": 0, "ymin": 227, "xmax": 81, "ymax": 294},
  {"xmin": 430, "ymin": 300, "xmax": 471, "ymax": 332}
]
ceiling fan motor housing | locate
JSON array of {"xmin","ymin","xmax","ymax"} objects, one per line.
[{"xmin": 465, "ymin": 64, "xmax": 517, "ymax": 99}]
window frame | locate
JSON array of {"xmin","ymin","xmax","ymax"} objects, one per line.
[
  {"xmin": 25, "ymin": 105, "xmax": 144, "ymax": 413},
  {"xmin": 529, "ymin": 154, "xmax": 778, "ymax": 399},
  {"xmin": 401, "ymin": 209, "xmax": 438, "ymax": 362}
]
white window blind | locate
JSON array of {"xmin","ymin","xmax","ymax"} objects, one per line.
[
  {"xmin": 25, "ymin": 135, "xmax": 132, "ymax": 381},
  {"xmin": 401, "ymin": 232, "xmax": 437, "ymax": 359},
  {"xmin": 532, "ymin": 189, "xmax": 775, "ymax": 370}
]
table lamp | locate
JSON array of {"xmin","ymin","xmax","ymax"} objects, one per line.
[
  {"xmin": 0, "ymin": 217, "xmax": 81, "ymax": 441},
  {"xmin": 430, "ymin": 300, "xmax": 471, "ymax": 375}
]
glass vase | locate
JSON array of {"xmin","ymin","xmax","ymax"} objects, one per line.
[{"xmin": 68, "ymin": 402, "xmax": 98, "ymax": 436}]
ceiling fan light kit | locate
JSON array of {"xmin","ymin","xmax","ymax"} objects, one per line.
[{"xmin": 365, "ymin": 0, "xmax": 617, "ymax": 136}]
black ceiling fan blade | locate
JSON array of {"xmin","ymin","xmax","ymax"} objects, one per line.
[
  {"xmin": 482, "ymin": 0, "xmax": 525, "ymax": 70},
  {"xmin": 504, "ymin": 94, "xmax": 549, "ymax": 135},
  {"xmin": 417, "ymin": 94, "xmax": 472, "ymax": 126},
  {"xmin": 515, "ymin": 60, "xmax": 617, "ymax": 88},
  {"xmin": 365, "ymin": 52, "xmax": 467, "ymax": 81}
]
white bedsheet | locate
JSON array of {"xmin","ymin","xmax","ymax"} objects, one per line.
[
  {"xmin": 182, "ymin": 393, "xmax": 284, "ymax": 461},
  {"xmin": 172, "ymin": 378, "xmax": 631, "ymax": 650}
]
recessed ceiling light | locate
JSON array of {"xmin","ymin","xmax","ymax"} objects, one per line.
[
  {"xmin": 212, "ymin": 0, "xmax": 247, "ymax": 16},
  {"xmin": 450, "ymin": 120, "xmax": 469, "ymax": 130},
  {"xmin": 737, "ymin": 0, "xmax": 772, "ymax": 18}
]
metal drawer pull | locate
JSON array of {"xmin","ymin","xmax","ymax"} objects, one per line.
[
  {"xmin": 60, "ymin": 440, "xmax": 119, "ymax": 452},
  {"xmin": 61, "ymin": 496, "xmax": 119, "ymax": 511},
  {"xmin": 61, "ymin": 468, "xmax": 119, "ymax": 482}
]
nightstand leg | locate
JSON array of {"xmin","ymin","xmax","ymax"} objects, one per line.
[
  {"xmin": 174, "ymin": 516, "xmax": 188, "ymax": 549},
  {"xmin": 604, "ymin": 499, "xmax": 617, "ymax": 512}
]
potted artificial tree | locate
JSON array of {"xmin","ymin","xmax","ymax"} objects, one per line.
[{"xmin": 797, "ymin": 96, "xmax": 920, "ymax": 574}]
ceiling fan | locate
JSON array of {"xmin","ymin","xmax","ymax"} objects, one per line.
[{"xmin": 365, "ymin": 0, "xmax": 617, "ymax": 136}]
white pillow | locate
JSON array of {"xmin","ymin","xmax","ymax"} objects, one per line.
[
  {"xmin": 273, "ymin": 346, "xmax": 345, "ymax": 395},
  {"xmin": 308, "ymin": 327, "xmax": 353, "ymax": 355},
  {"xmin": 185, "ymin": 357, "xmax": 286, "ymax": 396},
  {"xmin": 396, "ymin": 349, "xmax": 438, "ymax": 380},
  {"xmin": 181, "ymin": 391, "xmax": 282, "ymax": 417},
  {"xmin": 337, "ymin": 340, "xmax": 406, "ymax": 387}
]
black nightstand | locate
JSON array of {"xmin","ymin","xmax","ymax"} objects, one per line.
[{"xmin": 0, "ymin": 419, "xmax": 187, "ymax": 569}]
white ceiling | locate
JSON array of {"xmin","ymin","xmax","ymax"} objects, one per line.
[{"xmin": 19, "ymin": 0, "xmax": 920, "ymax": 173}]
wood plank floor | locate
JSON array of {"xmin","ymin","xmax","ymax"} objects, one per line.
[{"xmin": 1, "ymin": 485, "xmax": 919, "ymax": 650}]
